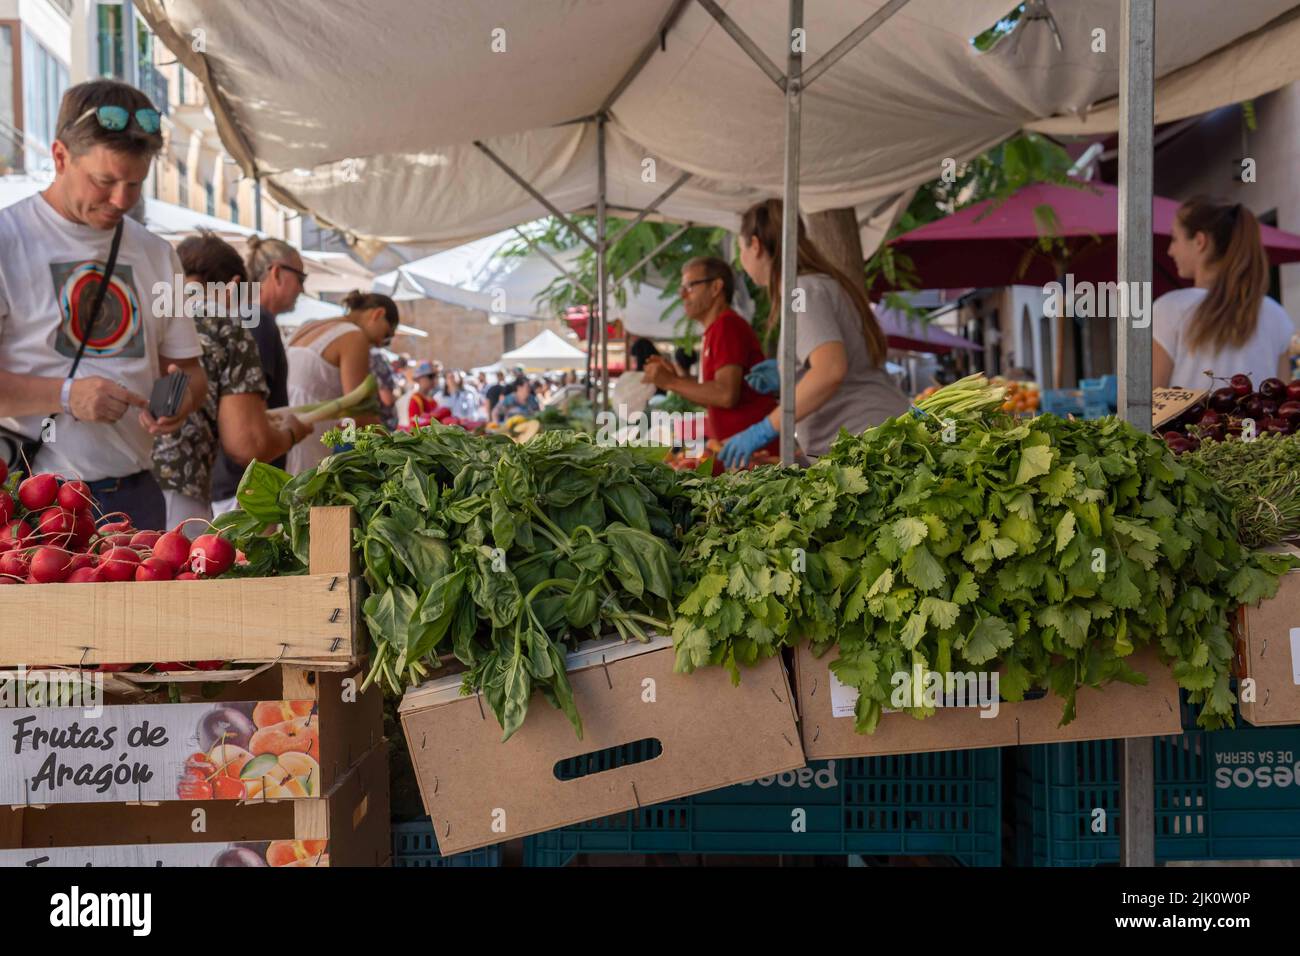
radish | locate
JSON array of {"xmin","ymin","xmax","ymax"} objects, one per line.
[
  {"xmin": 97, "ymin": 519, "xmax": 134, "ymax": 535},
  {"xmin": 70, "ymin": 512, "xmax": 96, "ymax": 549},
  {"xmin": 0, "ymin": 550, "xmax": 30, "ymax": 578},
  {"xmin": 17, "ymin": 474, "xmax": 58, "ymax": 511},
  {"xmin": 190, "ymin": 660, "xmax": 223, "ymax": 670},
  {"xmin": 174, "ymin": 571, "xmax": 199, "ymax": 580},
  {"xmin": 0, "ymin": 576, "xmax": 19, "ymax": 585},
  {"xmin": 135, "ymin": 557, "xmax": 176, "ymax": 582},
  {"xmin": 95, "ymin": 533, "xmax": 134, "ymax": 554},
  {"xmin": 67, "ymin": 553, "xmax": 97, "ymax": 573},
  {"xmin": 97, "ymin": 547, "xmax": 140, "ymax": 582},
  {"xmin": 67, "ymin": 566, "xmax": 98, "ymax": 583},
  {"xmin": 129, "ymin": 530, "xmax": 163, "ymax": 550},
  {"xmin": 57, "ymin": 480, "xmax": 94, "ymax": 513},
  {"xmin": 189, "ymin": 534, "xmax": 235, "ymax": 577},
  {"xmin": 29, "ymin": 547, "xmax": 73, "ymax": 584},
  {"xmin": 36, "ymin": 508, "xmax": 77, "ymax": 545},
  {"xmin": 1, "ymin": 519, "xmax": 32, "ymax": 546},
  {"xmin": 0, "ymin": 490, "xmax": 13, "ymax": 525},
  {"xmin": 153, "ymin": 530, "xmax": 191, "ymax": 569}
]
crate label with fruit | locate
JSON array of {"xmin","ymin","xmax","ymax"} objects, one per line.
[
  {"xmin": 0, "ymin": 700, "xmax": 319, "ymax": 805},
  {"xmin": 0, "ymin": 839, "xmax": 328, "ymax": 867}
]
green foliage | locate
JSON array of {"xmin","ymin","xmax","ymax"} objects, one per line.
[
  {"xmin": 669, "ymin": 381, "xmax": 1297, "ymax": 732},
  {"xmin": 214, "ymin": 426, "xmax": 691, "ymax": 741}
]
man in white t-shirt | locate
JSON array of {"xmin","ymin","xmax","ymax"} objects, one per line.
[{"xmin": 0, "ymin": 79, "xmax": 207, "ymax": 530}]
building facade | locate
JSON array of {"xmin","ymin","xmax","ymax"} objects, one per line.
[{"xmin": 0, "ymin": 0, "xmax": 297, "ymax": 243}]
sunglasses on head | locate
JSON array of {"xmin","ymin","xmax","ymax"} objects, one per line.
[{"xmin": 74, "ymin": 105, "xmax": 162, "ymax": 136}]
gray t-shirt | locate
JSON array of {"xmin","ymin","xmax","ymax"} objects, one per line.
[{"xmin": 785, "ymin": 273, "xmax": 908, "ymax": 458}]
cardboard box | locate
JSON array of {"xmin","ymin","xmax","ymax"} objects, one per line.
[
  {"xmin": 796, "ymin": 644, "xmax": 1181, "ymax": 759},
  {"xmin": 1238, "ymin": 552, "xmax": 1300, "ymax": 727},
  {"xmin": 399, "ymin": 635, "xmax": 803, "ymax": 856}
]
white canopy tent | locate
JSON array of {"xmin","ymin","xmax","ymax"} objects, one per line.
[
  {"xmin": 500, "ymin": 329, "xmax": 589, "ymax": 370},
  {"xmin": 374, "ymin": 230, "xmax": 684, "ymax": 338},
  {"xmin": 137, "ymin": 0, "xmax": 1300, "ymax": 254}
]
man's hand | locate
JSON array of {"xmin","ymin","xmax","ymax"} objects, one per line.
[
  {"xmin": 268, "ymin": 407, "xmax": 311, "ymax": 444},
  {"xmin": 138, "ymin": 361, "xmax": 205, "ymax": 436},
  {"xmin": 642, "ymin": 356, "xmax": 675, "ymax": 388},
  {"xmin": 69, "ymin": 377, "xmax": 148, "ymax": 423}
]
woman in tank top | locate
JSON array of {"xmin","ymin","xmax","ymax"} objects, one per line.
[{"xmin": 285, "ymin": 290, "xmax": 399, "ymax": 473}]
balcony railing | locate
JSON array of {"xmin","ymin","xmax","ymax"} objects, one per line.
[{"xmin": 138, "ymin": 63, "xmax": 170, "ymax": 116}]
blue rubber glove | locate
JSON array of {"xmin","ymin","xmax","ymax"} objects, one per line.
[
  {"xmin": 719, "ymin": 417, "xmax": 778, "ymax": 469},
  {"xmin": 746, "ymin": 358, "xmax": 780, "ymax": 396}
]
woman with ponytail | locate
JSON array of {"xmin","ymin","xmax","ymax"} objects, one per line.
[
  {"xmin": 1153, "ymin": 198, "xmax": 1293, "ymax": 389},
  {"xmin": 285, "ymin": 289, "xmax": 399, "ymax": 473},
  {"xmin": 722, "ymin": 198, "xmax": 908, "ymax": 465}
]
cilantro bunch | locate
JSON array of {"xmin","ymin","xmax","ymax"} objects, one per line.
[{"xmin": 820, "ymin": 411, "xmax": 1292, "ymax": 731}]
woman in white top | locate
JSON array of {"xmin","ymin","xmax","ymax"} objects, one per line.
[
  {"xmin": 721, "ymin": 198, "xmax": 908, "ymax": 465},
  {"xmin": 285, "ymin": 290, "xmax": 398, "ymax": 473},
  {"xmin": 1153, "ymin": 198, "xmax": 1294, "ymax": 390}
]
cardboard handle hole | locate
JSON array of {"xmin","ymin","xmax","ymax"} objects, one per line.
[{"xmin": 553, "ymin": 737, "xmax": 663, "ymax": 782}]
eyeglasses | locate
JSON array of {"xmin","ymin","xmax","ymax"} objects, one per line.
[
  {"xmin": 681, "ymin": 277, "xmax": 720, "ymax": 293},
  {"xmin": 277, "ymin": 263, "xmax": 309, "ymax": 287},
  {"xmin": 74, "ymin": 105, "xmax": 162, "ymax": 136}
]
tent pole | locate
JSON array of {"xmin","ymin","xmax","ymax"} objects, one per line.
[
  {"xmin": 511, "ymin": 226, "xmax": 594, "ymax": 299},
  {"xmin": 1117, "ymin": 0, "xmax": 1156, "ymax": 870},
  {"xmin": 597, "ymin": 114, "xmax": 611, "ymax": 413},
  {"xmin": 779, "ymin": 0, "xmax": 803, "ymax": 465},
  {"xmin": 614, "ymin": 222, "xmax": 693, "ymax": 286},
  {"xmin": 475, "ymin": 140, "xmax": 598, "ymax": 251},
  {"xmin": 801, "ymin": 0, "xmax": 911, "ymax": 88},
  {"xmin": 607, "ymin": 172, "xmax": 693, "ymax": 246}
]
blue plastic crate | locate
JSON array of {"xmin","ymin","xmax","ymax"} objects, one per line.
[
  {"xmin": 1040, "ymin": 389, "xmax": 1084, "ymax": 417},
  {"xmin": 392, "ymin": 819, "xmax": 502, "ymax": 867},
  {"xmin": 1016, "ymin": 726, "xmax": 1300, "ymax": 866},
  {"xmin": 1080, "ymin": 374, "xmax": 1118, "ymax": 409},
  {"xmin": 524, "ymin": 750, "xmax": 1002, "ymax": 867}
]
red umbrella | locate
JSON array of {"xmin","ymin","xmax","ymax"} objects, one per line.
[{"xmin": 880, "ymin": 181, "xmax": 1300, "ymax": 296}]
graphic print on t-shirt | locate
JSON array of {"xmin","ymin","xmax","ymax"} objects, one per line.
[{"xmin": 49, "ymin": 259, "xmax": 143, "ymax": 359}]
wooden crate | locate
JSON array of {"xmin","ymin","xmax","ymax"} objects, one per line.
[
  {"xmin": 0, "ymin": 507, "xmax": 388, "ymax": 866},
  {"xmin": 0, "ymin": 508, "xmax": 362, "ymax": 668}
]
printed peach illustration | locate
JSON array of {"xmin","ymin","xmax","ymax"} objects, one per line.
[
  {"xmin": 249, "ymin": 715, "xmax": 319, "ymax": 761},
  {"xmin": 240, "ymin": 751, "xmax": 318, "ymax": 799},
  {"xmin": 252, "ymin": 700, "xmax": 315, "ymax": 729},
  {"xmin": 280, "ymin": 855, "xmax": 329, "ymax": 867},
  {"xmin": 207, "ymin": 743, "xmax": 253, "ymax": 780},
  {"xmin": 266, "ymin": 839, "xmax": 327, "ymax": 866}
]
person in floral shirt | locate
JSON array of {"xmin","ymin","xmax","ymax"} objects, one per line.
[
  {"xmin": 369, "ymin": 347, "xmax": 399, "ymax": 429},
  {"xmin": 153, "ymin": 233, "xmax": 312, "ymax": 527}
]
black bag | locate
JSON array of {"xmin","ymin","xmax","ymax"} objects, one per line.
[{"xmin": 1, "ymin": 220, "xmax": 124, "ymax": 473}]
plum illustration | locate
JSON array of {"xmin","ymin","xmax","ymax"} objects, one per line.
[
  {"xmin": 198, "ymin": 706, "xmax": 257, "ymax": 751},
  {"xmin": 212, "ymin": 846, "xmax": 268, "ymax": 867}
]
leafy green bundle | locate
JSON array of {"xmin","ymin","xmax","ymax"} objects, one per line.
[
  {"xmin": 671, "ymin": 463, "xmax": 866, "ymax": 675},
  {"xmin": 821, "ymin": 411, "xmax": 1292, "ymax": 732},
  {"xmin": 670, "ymin": 387, "xmax": 1295, "ymax": 732},
  {"xmin": 215, "ymin": 425, "xmax": 690, "ymax": 740},
  {"xmin": 1185, "ymin": 433, "xmax": 1300, "ymax": 548}
]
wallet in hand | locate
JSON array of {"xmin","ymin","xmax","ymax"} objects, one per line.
[{"xmin": 149, "ymin": 370, "xmax": 191, "ymax": 419}]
